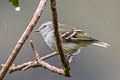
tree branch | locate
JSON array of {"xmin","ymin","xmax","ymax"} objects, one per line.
[
  {"xmin": 1, "ymin": 60, "xmax": 65, "ymax": 76},
  {"xmin": 2, "ymin": 60, "xmax": 65, "ymax": 76},
  {"xmin": 1, "ymin": 40, "xmax": 65, "ymax": 76},
  {"xmin": 50, "ymin": 0, "xmax": 70, "ymax": 77},
  {"xmin": 0, "ymin": 0, "xmax": 48, "ymax": 79},
  {"xmin": 30, "ymin": 40, "xmax": 40, "ymax": 60},
  {"xmin": 1, "ymin": 40, "xmax": 73, "ymax": 76}
]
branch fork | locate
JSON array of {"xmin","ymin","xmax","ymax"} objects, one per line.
[{"xmin": 1, "ymin": 40, "xmax": 72, "ymax": 76}]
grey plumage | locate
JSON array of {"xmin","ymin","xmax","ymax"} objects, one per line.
[{"xmin": 35, "ymin": 21, "xmax": 110, "ymax": 55}]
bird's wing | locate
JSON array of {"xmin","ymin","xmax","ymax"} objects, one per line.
[{"xmin": 60, "ymin": 29, "xmax": 98, "ymax": 43}]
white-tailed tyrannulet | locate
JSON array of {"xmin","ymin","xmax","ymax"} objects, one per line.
[{"xmin": 35, "ymin": 21, "xmax": 109, "ymax": 56}]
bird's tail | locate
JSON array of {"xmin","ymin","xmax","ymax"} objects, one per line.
[{"xmin": 92, "ymin": 41, "xmax": 110, "ymax": 48}]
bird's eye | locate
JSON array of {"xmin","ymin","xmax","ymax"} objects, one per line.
[
  {"xmin": 43, "ymin": 25, "xmax": 47, "ymax": 28},
  {"xmin": 41, "ymin": 24, "xmax": 48, "ymax": 30}
]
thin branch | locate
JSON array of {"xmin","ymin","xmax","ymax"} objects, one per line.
[
  {"xmin": 30, "ymin": 40, "xmax": 40, "ymax": 60},
  {"xmin": 41, "ymin": 52, "xmax": 58, "ymax": 60},
  {"xmin": 1, "ymin": 60, "xmax": 65, "ymax": 76},
  {"xmin": 30, "ymin": 40, "xmax": 59, "ymax": 61},
  {"xmin": 1, "ymin": 40, "xmax": 73, "ymax": 76},
  {"xmin": 50, "ymin": 0, "xmax": 70, "ymax": 77},
  {"xmin": 0, "ymin": 0, "xmax": 48, "ymax": 79},
  {"xmin": 1, "ymin": 40, "xmax": 65, "ymax": 76},
  {"xmin": 1, "ymin": 60, "xmax": 65, "ymax": 75}
]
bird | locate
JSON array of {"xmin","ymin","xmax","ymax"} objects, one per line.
[{"xmin": 34, "ymin": 21, "xmax": 110, "ymax": 57}]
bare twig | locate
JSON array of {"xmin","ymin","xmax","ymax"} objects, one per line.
[
  {"xmin": 1, "ymin": 60, "xmax": 65, "ymax": 75},
  {"xmin": 0, "ymin": 0, "xmax": 48, "ymax": 79},
  {"xmin": 50, "ymin": 0, "xmax": 70, "ymax": 77},
  {"xmin": 2, "ymin": 60, "xmax": 65, "ymax": 76},
  {"xmin": 1, "ymin": 40, "xmax": 73, "ymax": 76},
  {"xmin": 29, "ymin": 40, "xmax": 59, "ymax": 61},
  {"xmin": 41, "ymin": 52, "xmax": 58, "ymax": 60},
  {"xmin": 29, "ymin": 40, "xmax": 59, "ymax": 60},
  {"xmin": 1, "ymin": 41, "xmax": 59, "ymax": 73},
  {"xmin": 30, "ymin": 40, "xmax": 40, "ymax": 60},
  {"xmin": 1, "ymin": 40, "xmax": 65, "ymax": 76}
]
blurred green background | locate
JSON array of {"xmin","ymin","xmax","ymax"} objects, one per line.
[{"xmin": 0, "ymin": 0, "xmax": 120, "ymax": 80}]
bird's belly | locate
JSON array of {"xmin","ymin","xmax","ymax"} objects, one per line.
[
  {"xmin": 44, "ymin": 32, "xmax": 81, "ymax": 54},
  {"xmin": 53, "ymin": 42, "xmax": 80, "ymax": 54},
  {"xmin": 62, "ymin": 43, "xmax": 79, "ymax": 54}
]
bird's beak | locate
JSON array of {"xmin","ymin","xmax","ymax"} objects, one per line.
[{"xmin": 34, "ymin": 29, "xmax": 40, "ymax": 32}]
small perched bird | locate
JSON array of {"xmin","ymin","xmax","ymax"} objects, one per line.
[{"xmin": 35, "ymin": 21, "xmax": 110, "ymax": 56}]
